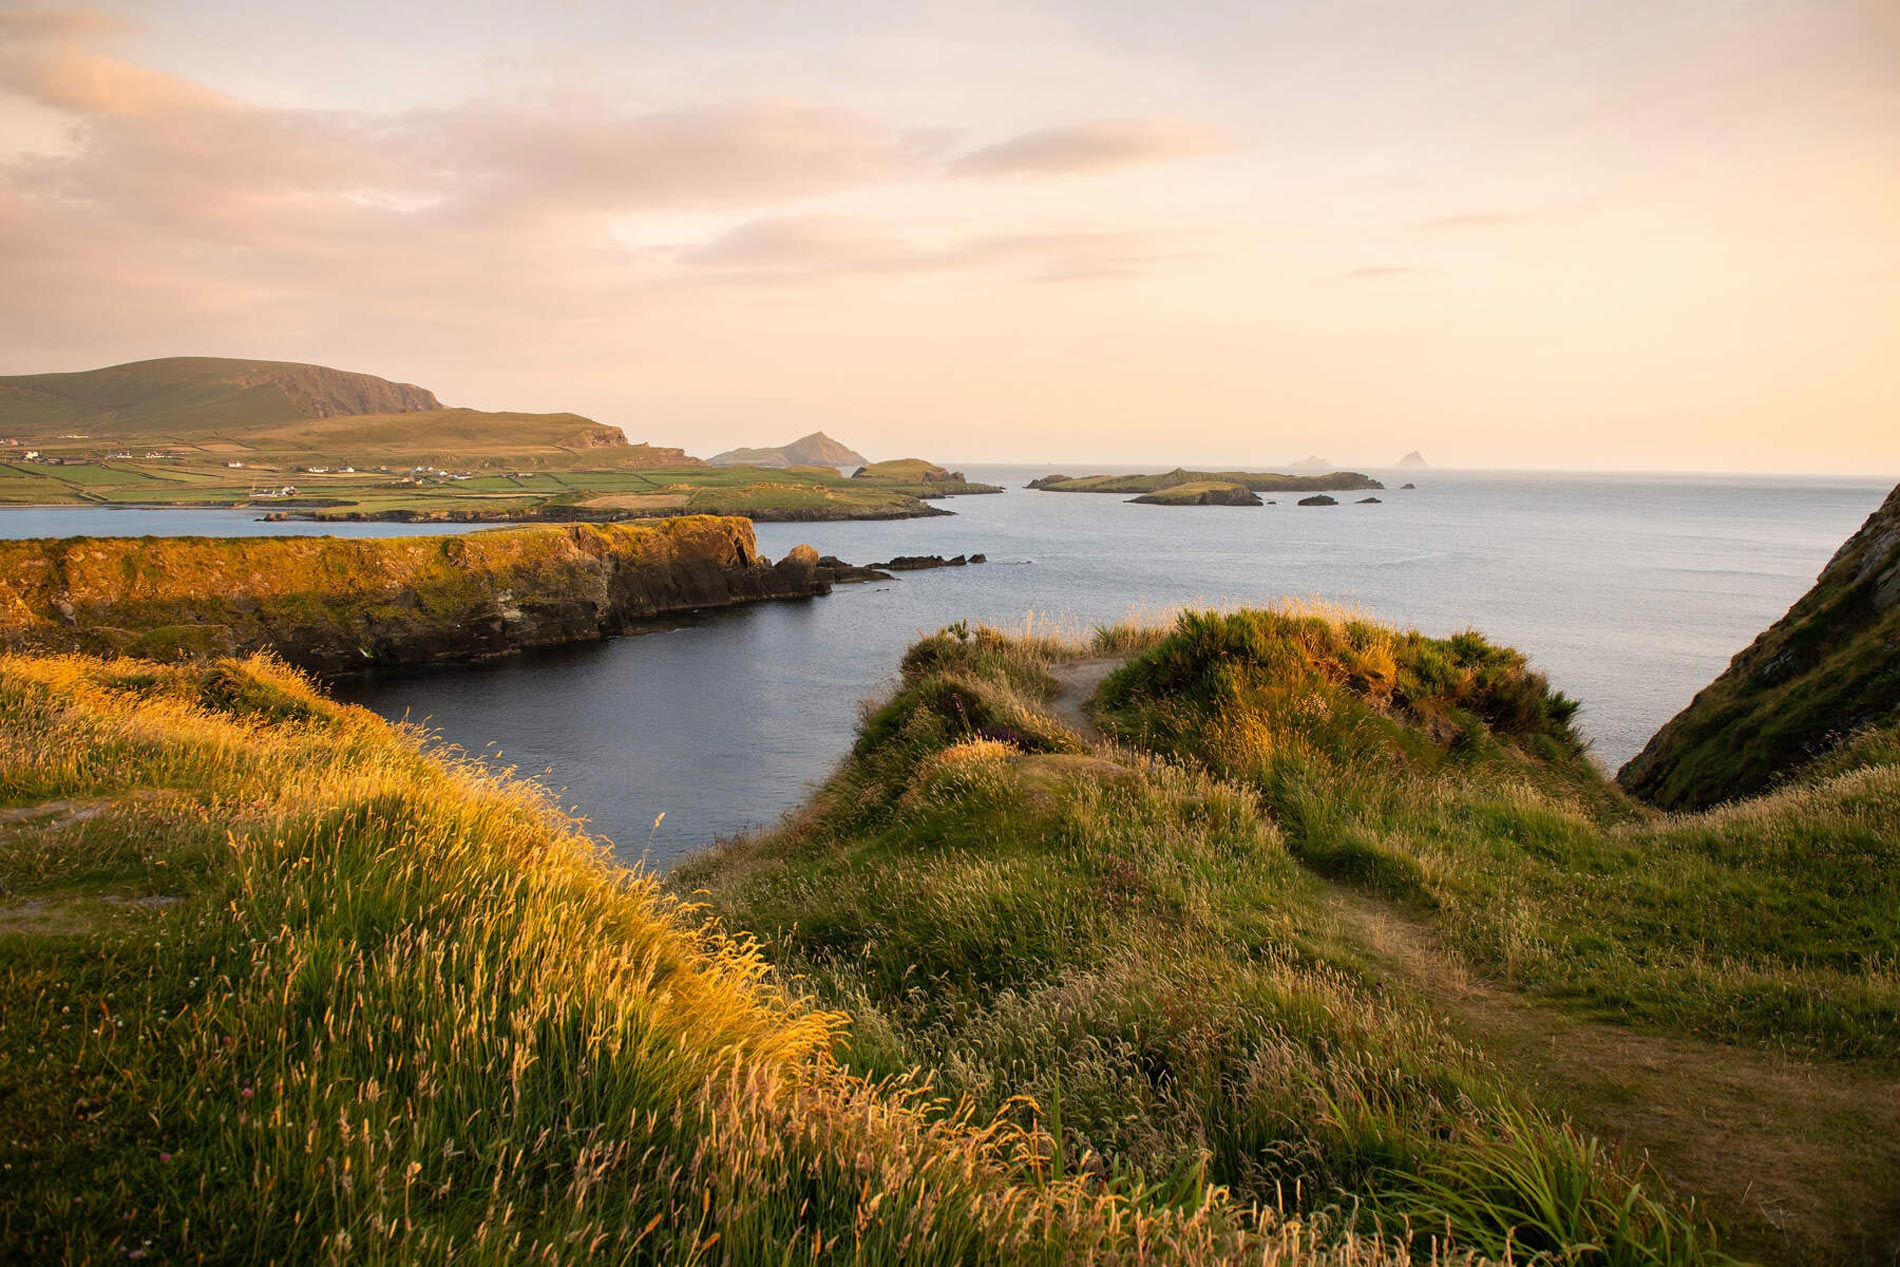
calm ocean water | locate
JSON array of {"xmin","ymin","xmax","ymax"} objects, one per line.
[{"xmin": 4, "ymin": 469, "xmax": 1889, "ymax": 863}]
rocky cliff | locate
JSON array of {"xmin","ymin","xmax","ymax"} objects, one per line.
[
  {"xmin": 0, "ymin": 517, "xmax": 826, "ymax": 673},
  {"xmin": 1620, "ymin": 482, "xmax": 1900, "ymax": 809}
]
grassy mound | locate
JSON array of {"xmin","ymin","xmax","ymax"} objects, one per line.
[
  {"xmin": 1092, "ymin": 609, "xmax": 1899, "ymax": 1062},
  {"xmin": 1, "ymin": 652, "xmax": 1394, "ymax": 1264},
  {"xmin": 683, "ymin": 622, "xmax": 1722, "ymax": 1264}
]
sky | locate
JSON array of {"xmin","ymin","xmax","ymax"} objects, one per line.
[{"xmin": 0, "ymin": 1, "xmax": 1894, "ymax": 472}]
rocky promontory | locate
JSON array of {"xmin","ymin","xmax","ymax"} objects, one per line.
[{"xmin": 0, "ymin": 518, "xmax": 835, "ymax": 674}]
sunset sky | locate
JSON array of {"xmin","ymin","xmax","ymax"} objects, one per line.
[{"xmin": 0, "ymin": 1, "xmax": 1894, "ymax": 472}]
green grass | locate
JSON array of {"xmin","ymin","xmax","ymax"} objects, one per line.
[
  {"xmin": 681, "ymin": 621, "xmax": 1725, "ymax": 1263},
  {"xmin": 0, "ymin": 459, "xmax": 957, "ymax": 521},
  {"xmin": 1091, "ymin": 608, "xmax": 1900, "ymax": 1062},
  {"xmin": 3, "ymin": 652, "xmax": 1410, "ymax": 1265}
]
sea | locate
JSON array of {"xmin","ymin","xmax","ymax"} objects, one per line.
[{"xmin": 3, "ymin": 467, "xmax": 1888, "ymax": 865}]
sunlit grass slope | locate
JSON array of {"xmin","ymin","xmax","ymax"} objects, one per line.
[
  {"xmin": 0, "ymin": 651, "xmax": 1426, "ymax": 1265},
  {"xmin": 682, "ymin": 622, "xmax": 1723, "ymax": 1265}
]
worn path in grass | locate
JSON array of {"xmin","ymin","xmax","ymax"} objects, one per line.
[
  {"xmin": 1332, "ymin": 892, "xmax": 1900, "ymax": 1266},
  {"xmin": 1046, "ymin": 656, "xmax": 1125, "ymax": 741},
  {"xmin": 1047, "ymin": 660, "xmax": 1900, "ymax": 1266}
]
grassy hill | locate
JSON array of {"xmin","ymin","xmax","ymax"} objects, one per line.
[
  {"xmin": 0, "ymin": 356, "xmax": 441, "ymax": 435},
  {"xmin": 4, "ymin": 601, "xmax": 1896, "ymax": 1260},
  {"xmin": 708, "ymin": 431, "xmax": 867, "ymax": 469},
  {"xmin": 2, "ymin": 652, "xmax": 1358, "ymax": 1264},
  {"xmin": 686, "ymin": 610, "xmax": 1898, "ymax": 1263},
  {"xmin": 1620, "ymin": 482, "xmax": 1900, "ymax": 809}
]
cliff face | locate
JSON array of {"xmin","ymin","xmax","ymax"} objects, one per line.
[
  {"xmin": 1620, "ymin": 482, "xmax": 1900, "ymax": 809},
  {"xmin": 0, "ymin": 517, "xmax": 826, "ymax": 673}
]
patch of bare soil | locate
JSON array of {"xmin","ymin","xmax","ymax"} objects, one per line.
[{"xmin": 1332, "ymin": 890, "xmax": 1900, "ymax": 1266}]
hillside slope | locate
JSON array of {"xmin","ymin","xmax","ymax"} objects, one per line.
[
  {"xmin": 1, "ymin": 652, "xmax": 1355, "ymax": 1264},
  {"xmin": 1620, "ymin": 482, "xmax": 1900, "ymax": 809},
  {"xmin": 688, "ymin": 609, "xmax": 1898, "ymax": 1262},
  {"xmin": 0, "ymin": 357, "xmax": 441, "ymax": 435},
  {"xmin": 708, "ymin": 431, "xmax": 868, "ymax": 468}
]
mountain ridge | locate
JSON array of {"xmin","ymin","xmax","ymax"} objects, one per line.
[{"xmin": 0, "ymin": 356, "xmax": 442, "ymax": 435}]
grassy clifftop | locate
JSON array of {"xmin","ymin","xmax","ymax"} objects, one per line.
[
  {"xmin": 1620, "ymin": 482, "xmax": 1900, "ymax": 810},
  {"xmin": 689, "ymin": 610, "xmax": 1897, "ymax": 1262},
  {"xmin": 0, "ymin": 517, "xmax": 823, "ymax": 672},
  {"xmin": 2, "ymin": 652, "xmax": 1373, "ymax": 1264}
]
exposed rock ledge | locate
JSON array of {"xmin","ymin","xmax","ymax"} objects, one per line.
[{"xmin": 0, "ymin": 517, "xmax": 838, "ymax": 674}]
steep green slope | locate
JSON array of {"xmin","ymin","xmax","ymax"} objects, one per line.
[
  {"xmin": 0, "ymin": 356, "xmax": 441, "ymax": 435},
  {"xmin": 1620, "ymin": 482, "xmax": 1900, "ymax": 809}
]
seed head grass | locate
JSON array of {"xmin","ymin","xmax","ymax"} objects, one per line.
[{"xmin": 2, "ymin": 650, "xmax": 1427, "ymax": 1265}]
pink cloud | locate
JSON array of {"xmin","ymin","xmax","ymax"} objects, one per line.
[{"xmin": 950, "ymin": 118, "xmax": 1230, "ymax": 177}]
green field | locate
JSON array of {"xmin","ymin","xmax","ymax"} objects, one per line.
[
  {"xmin": 0, "ymin": 458, "xmax": 977, "ymax": 522},
  {"xmin": 0, "ymin": 357, "xmax": 991, "ymax": 521}
]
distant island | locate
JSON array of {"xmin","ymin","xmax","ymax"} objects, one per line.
[
  {"xmin": 0, "ymin": 358, "xmax": 981, "ymax": 522},
  {"xmin": 1286, "ymin": 455, "xmax": 1334, "ymax": 473},
  {"xmin": 1129, "ymin": 480, "xmax": 1262, "ymax": 506},
  {"xmin": 1396, "ymin": 450, "xmax": 1429, "ymax": 468},
  {"xmin": 708, "ymin": 431, "xmax": 867, "ymax": 469},
  {"xmin": 852, "ymin": 458, "xmax": 1001, "ymax": 495},
  {"xmin": 1030, "ymin": 467, "xmax": 1383, "ymax": 495}
]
